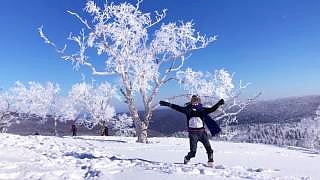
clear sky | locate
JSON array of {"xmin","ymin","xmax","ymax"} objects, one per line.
[{"xmin": 1, "ymin": 0, "xmax": 320, "ymax": 110}]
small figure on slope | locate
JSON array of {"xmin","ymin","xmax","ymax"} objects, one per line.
[
  {"xmin": 159, "ymin": 95, "xmax": 224, "ymax": 167},
  {"xmin": 71, "ymin": 124, "xmax": 77, "ymax": 137},
  {"xmin": 101, "ymin": 126, "xmax": 109, "ymax": 136}
]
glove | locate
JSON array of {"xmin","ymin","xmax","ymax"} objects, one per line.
[
  {"xmin": 218, "ymin": 99, "xmax": 224, "ymax": 105},
  {"xmin": 159, "ymin": 101, "xmax": 171, "ymax": 107}
]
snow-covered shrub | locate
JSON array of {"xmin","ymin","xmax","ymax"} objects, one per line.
[
  {"xmin": 109, "ymin": 114, "xmax": 135, "ymax": 137},
  {"xmin": 67, "ymin": 82, "xmax": 116, "ymax": 130},
  {"xmin": 9, "ymin": 81, "xmax": 62, "ymax": 135}
]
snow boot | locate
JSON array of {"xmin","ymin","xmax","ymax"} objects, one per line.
[
  {"xmin": 184, "ymin": 157, "xmax": 190, "ymax": 164},
  {"xmin": 207, "ymin": 161, "xmax": 214, "ymax": 168}
]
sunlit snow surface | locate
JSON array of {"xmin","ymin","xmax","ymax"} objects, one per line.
[{"xmin": 0, "ymin": 134, "xmax": 318, "ymax": 180}]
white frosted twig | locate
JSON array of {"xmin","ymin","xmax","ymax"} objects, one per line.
[
  {"xmin": 67, "ymin": 11, "xmax": 92, "ymax": 30},
  {"xmin": 38, "ymin": 26, "xmax": 66, "ymax": 53},
  {"xmin": 168, "ymin": 56, "xmax": 185, "ymax": 72},
  {"xmin": 147, "ymin": 9, "xmax": 167, "ymax": 28},
  {"xmin": 240, "ymin": 80, "xmax": 251, "ymax": 89},
  {"xmin": 39, "ymin": 26, "xmax": 114, "ymax": 76},
  {"xmin": 214, "ymin": 92, "xmax": 262, "ymax": 122}
]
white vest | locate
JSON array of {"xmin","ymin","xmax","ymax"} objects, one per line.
[{"xmin": 188, "ymin": 117, "xmax": 204, "ymax": 128}]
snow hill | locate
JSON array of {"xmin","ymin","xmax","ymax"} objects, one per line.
[{"xmin": 0, "ymin": 133, "xmax": 319, "ymax": 180}]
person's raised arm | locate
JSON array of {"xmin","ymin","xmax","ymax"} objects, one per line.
[
  {"xmin": 204, "ymin": 99, "xmax": 224, "ymax": 114},
  {"xmin": 159, "ymin": 101, "xmax": 186, "ymax": 114}
]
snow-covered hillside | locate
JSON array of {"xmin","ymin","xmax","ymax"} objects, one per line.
[{"xmin": 0, "ymin": 134, "xmax": 318, "ymax": 180}]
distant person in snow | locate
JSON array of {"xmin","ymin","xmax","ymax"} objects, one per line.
[
  {"xmin": 101, "ymin": 126, "xmax": 109, "ymax": 136},
  {"xmin": 159, "ymin": 95, "xmax": 224, "ymax": 167},
  {"xmin": 71, "ymin": 124, "xmax": 77, "ymax": 136}
]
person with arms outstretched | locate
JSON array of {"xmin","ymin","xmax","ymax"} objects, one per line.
[{"xmin": 159, "ymin": 95, "xmax": 224, "ymax": 167}]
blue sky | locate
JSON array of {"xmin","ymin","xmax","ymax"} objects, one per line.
[{"xmin": 1, "ymin": 0, "xmax": 320, "ymax": 110}]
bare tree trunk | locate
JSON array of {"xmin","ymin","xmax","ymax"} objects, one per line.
[
  {"xmin": 0, "ymin": 114, "xmax": 5, "ymax": 133},
  {"xmin": 0, "ymin": 120, "xmax": 7, "ymax": 133},
  {"xmin": 121, "ymin": 73, "xmax": 157, "ymax": 143},
  {"xmin": 125, "ymin": 96, "xmax": 147, "ymax": 143},
  {"xmin": 0, "ymin": 112, "xmax": 11, "ymax": 133},
  {"xmin": 130, "ymin": 109, "xmax": 148, "ymax": 143},
  {"xmin": 126, "ymin": 100, "xmax": 148, "ymax": 143},
  {"xmin": 54, "ymin": 118, "xmax": 58, "ymax": 136},
  {"xmin": 100, "ymin": 123, "xmax": 104, "ymax": 136},
  {"xmin": 137, "ymin": 120, "xmax": 148, "ymax": 143},
  {"xmin": 1, "ymin": 127, "xmax": 7, "ymax": 133}
]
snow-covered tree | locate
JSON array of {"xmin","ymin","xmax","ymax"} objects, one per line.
[
  {"xmin": 67, "ymin": 82, "xmax": 116, "ymax": 131},
  {"xmin": 109, "ymin": 113, "xmax": 135, "ymax": 137},
  {"xmin": 300, "ymin": 105, "xmax": 320, "ymax": 150},
  {"xmin": 39, "ymin": 0, "xmax": 215, "ymax": 142},
  {"xmin": 59, "ymin": 97, "xmax": 80, "ymax": 124},
  {"xmin": 174, "ymin": 68, "xmax": 260, "ymax": 139},
  {"xmin": 0, "ymin": 89, "xmax": 18, "ymax": 133},
  {"xmin": 10, "ymin": 81, "xmax": 62, "ymax": 135}
]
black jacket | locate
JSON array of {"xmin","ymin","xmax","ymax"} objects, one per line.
[{"xmin": 160, "ymin": 101, "xmax": 222, "ymax": 135}]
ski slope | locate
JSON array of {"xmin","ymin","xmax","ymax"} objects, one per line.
[{"xmin": 0, "ymin": 134, "xmax": 318, "ymax": 180}]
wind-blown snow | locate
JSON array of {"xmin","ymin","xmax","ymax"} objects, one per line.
[{"xmin": 0, "ymin": 134, "xmax": 318, "ymax": 179}]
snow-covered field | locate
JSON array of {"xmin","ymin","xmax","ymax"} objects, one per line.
[{"xmin": 0, "ymin": 134, "xmax": 318, "ymax": 180}]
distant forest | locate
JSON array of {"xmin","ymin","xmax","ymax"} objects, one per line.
[{"xmin": 6, "ymin": 95, "xmax": 320, "ymax": 150}]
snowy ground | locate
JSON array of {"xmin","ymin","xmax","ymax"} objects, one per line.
[{"xmin": 0, "ymin": 134, "xmax": 319, "ymax": 180}]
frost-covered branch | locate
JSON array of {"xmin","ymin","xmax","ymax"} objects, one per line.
[
  {"xmin": 147, "ymin": 9, "xmax": 167, "ymax": 28},
  {"xmin": 175, "ymin": 68, "xmax": 261, "ymax": 128},
  {"xmin": 213, "ymin": 92, "xmax": 261, "ymax": 123},
  {"xmin": 38, "ymin": 26, "xmax": 66, "ymax": 54},
  {"xmin": 67, "ymin": 11, "xmax": 92, "ymax": 30},
  {"xmin": 38, "ymin": 26, "xmax": 114, "ymax": 75}
]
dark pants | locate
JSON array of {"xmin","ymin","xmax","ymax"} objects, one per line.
[{"xmin": 185, "ymin": 130, "xmax": 213, "ymax": 162}]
